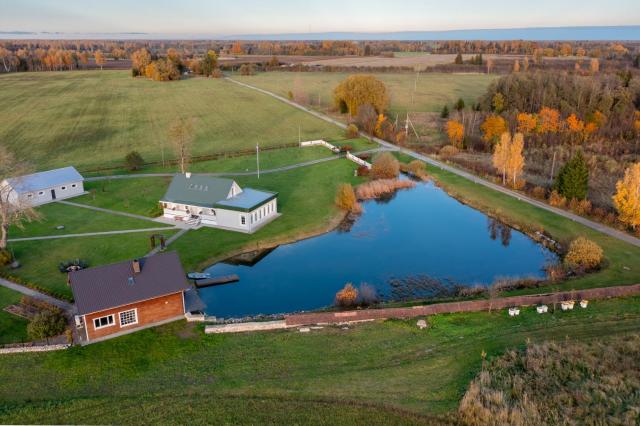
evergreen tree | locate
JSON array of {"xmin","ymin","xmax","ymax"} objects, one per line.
[
  {"xmin": 454, "ymin": 98, "xmax": 465, "ymax": 111},
  {"xmin": 554, "ymin": 150, "xmax": 589, "ymax": 200},
  {"xmin": 454, "ymin": 53, "xmax": 463, "ymax": 65},
  {"xmin": 440, "ymin": 105, "xmax": 450, "ymax": 118}
]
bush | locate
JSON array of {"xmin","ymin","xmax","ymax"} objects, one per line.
[
  {"xmin": 439, "ymin": 145, "xmax": 459, "ymax": 158},
  {"xmin": 545, "ymin": 263, "xmax": 567, "ymax": 283},
  {"xmin": 548, "ymin": 190, "xmax": 567, "ymax": 207},
  {"xmin": 564, "ymin": 237, "xmax": 603, "ymax": 271},
  {"xmin": 239, "ymin": 64, "xmax": 256, "ymax": 76},
  {"xmin": 335, "ymin": 283, "xmax": 358, "ymax": 307},
  {"xmin": 27, "ymin": 310, "xmax": 67, "ymax": 341},
  {"xmin": 335, "ymin": 184, "xmax": 361, "ymax": 213},
  {"xmin": 211, "ymin": 68, "xmax": 223, "ymax": 78},
  {"xmin": 531, "ymin": 186, "xmax": 547, "ymax": 199},
  {"xmin": 0, "ymin": 248, "xmax": 13, "ymax": 266},
  {"xmin": 345, "ymin": 123, "xmax": 359, "ymax": 139},
  {"xmin": 124, "ymin": 151, "xmax": 145, "ymax": 171},
  {"xmin": 357, "ymin": 283, "xmax": 379, "ymax": 306},
  {"xmin": 569, "ymin": 198, "xmax": 592, "ymax": 215},
  {"xmin": 370, "ymin": 152, "xmax": 400, "ymax": 180},
  {"xmin": 457, "ymin": 286, "xmax": 488, "ymax": 298},
  {"xmin": 407, "ymin": 160, "xmax": 427, "ymax": 175},
  {"xmin": 356, "ymin": 165, "xmax": 369, "ymax": 177}
]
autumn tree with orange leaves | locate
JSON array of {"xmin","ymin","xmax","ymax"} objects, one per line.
[
  {"xmin": 94, "ymin": 50, "xmax": 106, "ymax": 70},
  {"xmin": 537, "ymin": 107, "xmax": 561, "ymax": 134},
  {"xmin": 446, "ymin": 120, "xmax": 465, "ymax": 148},
  {"xmin": 492, "ymin": 132, "xmax": 525, "ymax": 188},
  {"xmin": 516, "ymin": 113, "xmax": 537, "ymax": 134},
  {"xmin": 481, "ymin": 115, "xmax": 508, "ymax": 145},
  {"xmin": 613, "ymin": 162, "xmax": 640, "ymax": 230}
]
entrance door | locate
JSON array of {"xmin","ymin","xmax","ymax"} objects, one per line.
[{"xmin": 50, "ymin": 189, "xmax": 56, "ymax": 200}]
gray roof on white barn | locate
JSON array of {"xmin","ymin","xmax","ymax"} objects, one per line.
[{"xmin": 7, "ymin": 166, "xmax": 83, "ymax": 194}]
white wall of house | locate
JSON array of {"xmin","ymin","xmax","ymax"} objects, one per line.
[
  {"xmin": 162, "ymin": 198, "xmax": 278, "ymax": 233},
  {"xmin": 10, "ymin": 180, "xmax": 84, "ymax": 207}
]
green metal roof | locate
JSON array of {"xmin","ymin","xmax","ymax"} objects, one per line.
[
  {"xmin": 214, "ymin": 188, "xmax": 278, "ymax": 212},
  {"xmin": 161, "ymin": 175, "xmax": 235, "ymax": 207}
]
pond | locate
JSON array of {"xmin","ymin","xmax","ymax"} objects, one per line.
[{"xmin": 201, "ymin": 180, "xmax": 557, "ymax": 319}]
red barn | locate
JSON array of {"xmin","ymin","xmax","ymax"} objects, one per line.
[{"xmin": 69, "ymin": 252, "xmax": 190, "ymax": 344}]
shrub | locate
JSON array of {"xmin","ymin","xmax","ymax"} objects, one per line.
[
  {"xmin": 239, "ymin": 64, "xmax": 255, "ymax": 76},
  {"xmin": 335, "ymin": 283, "xmax": 358, "ymax": 307},
  {"xmin": 544, "ymin": 263, "xmax": 567, "ymax": 283},
  {"xmin": 457, "ymin": 286, "xmax": 488, "ymax": 298},
  {"xmin": 338, "ymin": 145, "xmax": 352, "ymax": 153},
  {"xmin": 27, "ymin": 310, "xmax": 67, "ymax": 341},
  {"xmin": 490, "ymin": 276, "xmax": 542, "ymax": 293},
  {"xmin": 357, "ymin": 283, "xmax": 379, "ymax": 306},
  {"xmin": 531, "ymin": 186, "xmax": 547, "ymax": 199},
  {"xmin": 345, "ymin": 123, "xmax": 359, "ymax": 139},
  {"xmin": 356, "ymin": 179, "xmax": 415, "ymax": 200},
  {"xmin": 335, "ymin": 184, "xmax": 361, "ymax": 213},
  {"xmin": 440, "ymin": 105, "xmax": 450, "ymax": 118},
  {"xmin": 569, "ymin": 198, "xmax": 592, "ymax": 215},
  {"xmin": 370, "ymin": 152, "xmax": 399, "ymax": 180},
  {"xmin": 564, "ymin": 237, "xmax": 603, "ymax": 271},
  {"xmin": 124, "ymin": 151, "xmax": 145, "ymax": 171},
  {"xmin": 407, "ymin": 160, "xmax": 427, "ymax": 177},
  {"xmin": 0, "ymin": 248, "xmax": 13, "ymax": 266},
  {"xmin": 548, "ymin": 190, "xmax": 567, "ymax": 208},
  {"xmin": 211, "ymin": 68, "xmax": 223, "ymax": 78},
  {"xmin": 356, "ymin": 165, "xmax": 369, "ymax": 177},
  {"xmin": 287, "ymin": 90, "xmax": 294, "ymax": 100},
  {"xmin": 439, "ymin": 145, "xmax": 459, "ymax": 158},
  {"xmin": 592, "ymin": 207, "xmax": 607, "ymax": 221}
]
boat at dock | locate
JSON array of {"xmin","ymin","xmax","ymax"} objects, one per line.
[
  {"xmin": 193, "ymin": 274, "xmax": 240, "ymax": 288},
  {"xmin": 187, "ymin": 272, "xmax": 211, "ymax": 280}
]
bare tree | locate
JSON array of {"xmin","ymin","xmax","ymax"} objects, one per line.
[
  {"xmin": 169, "ymin": 117, "xmax": 195, "ymax": 174},
  {"xmin": 0, "ymin": 147, "xmax": 40, "ymax": 251}
]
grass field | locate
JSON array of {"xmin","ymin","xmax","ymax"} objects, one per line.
[
  {"xmin": 0, "ymin": 71, "xmax": 345, "ymax": 171},
  {"xmin": 235, "ymin": 71, "xmax": 497, "ymax": 115},
  {"xmin": 0, "ymin": 287, "xmax": 28, "ymax": 345},
  {"xmin": 8, "ymin": 202, "xmax": 169, "ymax": 238},
  {"xmin": 0, "ymin": 296, "xmax": 638, "ymax": 423}
]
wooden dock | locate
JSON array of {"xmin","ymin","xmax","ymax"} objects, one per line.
[{"xmin": 193, "ymin": 274, "xmax": 240, "ymax": 288}]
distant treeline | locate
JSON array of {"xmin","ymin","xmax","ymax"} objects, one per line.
[{"xmin": 1, "ymin": 39, "xmax": 639, "ymax": 73}]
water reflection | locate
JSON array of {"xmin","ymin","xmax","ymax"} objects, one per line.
[{"xmin": 488, "ymin": 217, "xmax": 512, "ymax": 247}]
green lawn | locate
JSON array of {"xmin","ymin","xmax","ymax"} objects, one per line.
[
  {"xmin": 77, "ymin": 178, "xmax": 172, "ymax": 217},
  {"xmin": 236, "ymin": 71, "xmax": 497, "ymax": 115},
  {"xmin": 0, "ymin": 296, "xmax": 638, "ymax": 423},
  {"xmin": 421, "ymin": 161, "xmax": 640, "ymax": 292},
  {"xmin": 0, "ymin": 71, "xmax": 346, "ymax": 171},
  {"xmin": 6, "ymin": 230, "xmax": 177, "ymax": 298},
  {"xmin": 9, "ymin": 202, "xmax": 169, "ymax": 238},
  {"xmin": 0, "ymin": 287, "xmax": 28, "ymax": 345}
]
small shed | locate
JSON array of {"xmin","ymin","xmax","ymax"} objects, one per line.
[{"xmin": 1, "ymin": 166, "xmax": 84, "ymax": 207}]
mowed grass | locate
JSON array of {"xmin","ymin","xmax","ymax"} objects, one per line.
[
  {"xmin": 235, "ymin": 71, "xmax": 497, "ymax": 115},
  {"xmin": 0, "ymin": 71, "xmax": 345, "ymax": 171},
  {"xmin": 0, "ymin": 287, "xmax": 28, "ymax": 345},
  {"xmin": 6, "ymin": 230, "xmax": 177, "ymax": 298},
  {"xmin": 0, "ymin": 296, "xmax": 638, "ymax": 423},
  {"xmin": 421, "ymin": 161, "xmax": 640, "ymax": 292},
  {"xmin": 8, "ymin": 202, "xmax": 169, "ymax": 238}
]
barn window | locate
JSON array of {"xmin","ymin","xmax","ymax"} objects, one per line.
[
  {"xmin": 38, "ymin": 191, "xmax": 44, "ymax": 196},
  {"xmin": 240, "ymin": 215, "xmax": 246, "ymax": 225},
  {"xmin": 93, "ymin": 314, "xmax": 115, "ymax": 329},
  {"xmin": 119, "ymin": 309, "xmax": 138, "ymax": 327},
  {"xmin": 61, "ymin": 186, "xmax": 67, "ymax": 190},
  {"xmin": 71, "ymin": 184, "xmax": 77, "ymax": 188}
]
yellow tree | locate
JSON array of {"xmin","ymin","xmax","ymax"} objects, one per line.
[
  {"xmin": 590, "ymin": 58, "xmax": 600, "ymax": 74},
  {"xmin": 333, "ymin": 74, "xmax": 389, "ymax": 116},
  {"xmin": 613, "ymin": 163, "xmax": 640, "ymax": 230},
  {"xmin": 492, "ymin": 132, "xmax": 510, "ymax": 185},
  {"xmin": 446, "ymin": 120, "xmax": 464, "ymax": 148},
  {"xmin": 94, "ymin": 50, "xmax": 106, "ymax": 70},
  {"xmin": 517, "ymin": 113, "xmax": 537, "ymax": 134},
  {"xmin": 507, "ymin": 133, "xmax": 525, "ymax": 187},
  {"xmin": 481, "ymin": 115, "xmax": 508, "ymax": 145}
]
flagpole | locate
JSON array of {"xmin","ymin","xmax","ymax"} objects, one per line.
[{"xmin": 256, "ymin": 143, "xmax": 260, "ymax": 179}]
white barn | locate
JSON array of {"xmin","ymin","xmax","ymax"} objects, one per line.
[
  {"xmin": 1, "ymin": 166, "xmax": 85, "ymax": 207},
  {"xmin": 160, "ymin": 173, "xmax": 279, "ymax": 233}
]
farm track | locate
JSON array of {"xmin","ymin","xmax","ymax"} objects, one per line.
[{"xmin": 226, "ymin": 77, "xmax": 640, "ymax": 249}]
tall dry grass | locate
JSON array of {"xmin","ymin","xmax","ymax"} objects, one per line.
[
  {"xmin": 356, "ymin": 179, "xmax": 416, "ymax": 200},
  {"xmin": 459, "ymin": 334, "xmax": 640, "ymax": 425}
]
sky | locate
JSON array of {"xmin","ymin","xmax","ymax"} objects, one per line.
[{"xmin": 1, "ymin": 0, "xmax": 639, "ymax": 36}]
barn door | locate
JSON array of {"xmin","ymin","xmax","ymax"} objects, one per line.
[{"xmin": 51, "ymin": 189, "xmax": 56, "ymax": 200}]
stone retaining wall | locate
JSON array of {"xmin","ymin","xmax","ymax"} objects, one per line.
[
  {"xmin": 0, "ymin": 343, "xmax": 70, "ymax": 355},
  {"xmin": 285, "ymin": 284, "xmax": 640, "ymax": 326}
]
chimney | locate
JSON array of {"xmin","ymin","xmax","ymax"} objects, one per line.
[
  {"xmin": 132, "ymin": 259, "xmax": 141, "ymax": 274},
  {"xmin": 185, "ymin": 172, "xmax": 192, "ymax": 179}
]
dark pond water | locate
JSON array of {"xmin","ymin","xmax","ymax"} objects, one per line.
[{"xmin": 201, "ymin": 180, "xmax": 557, "ymax": 319}]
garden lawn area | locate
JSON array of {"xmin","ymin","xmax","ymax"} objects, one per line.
[
  {"xmin": 173, "ymin": 158, "xmax": 364, "ymax": 270},
  {"xmin": 236, "ymin": 71, "xmax": 497, "ymax": 115},
  {"xmin": 0, "ymin": 287, "xmax": 28, "ymax": 345},
  {"xmin": 81, "ymin": 137, "xmax": 378, "ymax": 178},
  {"xmin": 5, "ymin": 230, "xmax": 177, "ymax": 299},
  {"xmin": 421, "ymin": 161, "xmax": 640, "ymax": 293},
  {"xmin": 8, "ymin": 202, "xmax": 169, "ymax": 238},
  {"xmin": 0, "ymin": 296, "xmax": 638, "ymax": 423},
  {"xmin": 0, "ymin": 71, "xmax": 345, "ymax": 171}
]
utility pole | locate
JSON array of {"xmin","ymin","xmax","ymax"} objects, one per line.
[{"xmin": 256, "ymin": 143, "xmax": 260, "ymax": 179}]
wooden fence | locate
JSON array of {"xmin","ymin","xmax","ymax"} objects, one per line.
[{"xmin": 285, "ymin": 284, "xmax": 640, "ymax": 326}]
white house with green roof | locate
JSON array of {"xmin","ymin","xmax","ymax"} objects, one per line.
[{"xmin": 160, "ymin": 173, "xmax": 279, "ymax": 233}]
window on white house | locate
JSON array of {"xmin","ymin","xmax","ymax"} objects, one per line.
[
  {"xmin": 38, "ymin": 191, "xmax": 44, "ymax": 196},
  {"xmin": 71, "ymin": 184, "xmax": 77, "ymax": 188},
  {"xmin": 61, "ymin": 186, "xmax": 66, "ymax": 190},
  {"xmin": 93, "ymin": 314, "xmax": 115, "ymax": 329},
  {"xmin": 119, "ymin": 309, "xmax": 138, "ymax": 327},
  {"xmin": 27, "ymin": 193, "xmax": 33, "ymax": 198},
  {"xmin": 241, "ymin": 216, "xmax": 246, "ymax": 225}
]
